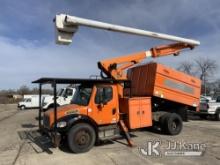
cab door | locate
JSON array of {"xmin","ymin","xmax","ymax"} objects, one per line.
[
  {"xmin": 90, "ymin": 85, "xmax": 119, "ymax": 125},
  {"xmin": 24, "ymin": 98, "xmax": 32, "ymax": 108}
]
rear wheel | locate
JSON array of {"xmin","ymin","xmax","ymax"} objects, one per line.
[
  {"xmin": 68, "ymin": 123, "xmax": 96, "ymax": 153},
  {"xmin": 215, "ymin": 111, "xmax": 220, "ymax": 121},
  {"xmin": 161, "ymin": 113, "xmax": 182, "ymax": 135}
]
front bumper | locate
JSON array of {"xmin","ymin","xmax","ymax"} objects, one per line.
[
  {"xmin": 40, "ymin": 127, "xmax": 61, "ymax": 147},
  {"xmin": 41, "ymin": 115, "xmax": 60, "ymax": 147},
  {"xmin": 41, "ymin": 115, "xmax": 67, "ymax": 147},
  {"xmin": 188, "ymin": 109, "xmax": 215, "ymax": 115}
]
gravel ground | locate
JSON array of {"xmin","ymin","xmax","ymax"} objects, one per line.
[{"xmin": 0, "ymin": 104, "xmax": 219, "ymax": 165}]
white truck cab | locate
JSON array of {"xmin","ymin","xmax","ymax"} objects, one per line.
[{"xmin": 42, "ymin": 87, "xmax": 76, "ymax": 110}]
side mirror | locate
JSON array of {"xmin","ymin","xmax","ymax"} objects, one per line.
[{"xmin": 103, "ymin": 101, "xmax": 107, "ymax": 105}]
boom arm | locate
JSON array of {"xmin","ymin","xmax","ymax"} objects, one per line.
[
  {"xmin": 98, "ymin": 43, "xmax": 194, "ymax": 80},
  {"xmin": 55, "ymin": 14, "xmax": 200, "ymax": 46}
]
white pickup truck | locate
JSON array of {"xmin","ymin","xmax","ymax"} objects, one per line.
[
  {"xmin": 192, "ymin": 96, "xmax": 220, "ymax": 120},
  {"xmin": 42, "ymin": 87, "xmax": 76, "ymax": 110}
]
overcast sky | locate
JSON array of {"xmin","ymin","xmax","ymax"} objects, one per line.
[{"xmin": 0, "ymin": 0, "xmax": 220, "ymax": 89}]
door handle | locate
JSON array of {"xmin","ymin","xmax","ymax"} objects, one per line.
[{"xmin": 112, "ymin": 108, "xmax": 116, "ymax": 115}]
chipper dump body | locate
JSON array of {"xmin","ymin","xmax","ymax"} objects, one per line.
[{"xmin": 127, "ymin": 63, "xmax": 201, "ymax": 108}]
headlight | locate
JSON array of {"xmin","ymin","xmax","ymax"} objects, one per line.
[{"xmin": 56, "ymin": 121, "xmax": 67, "ymax": 128}]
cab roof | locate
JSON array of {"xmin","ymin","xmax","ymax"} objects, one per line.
[{"xmin": 32, "ymin": 77, "xmax": 130, "ymax": 85}]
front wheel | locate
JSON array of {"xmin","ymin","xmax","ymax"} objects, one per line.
[
  {"xmin": 199, "ymin": 114, "xmax": 208, "ymax": 120},
  {"xmin": 68, "ymin": 123, "xmax": 96, "ymax": 153},
  {"xmin": 20, "ymin": 105, "xmax": 25, "ymax": 110},
  {"xmin": 161, "ymin": 113, "xmax": 183, "ymax": 135}
]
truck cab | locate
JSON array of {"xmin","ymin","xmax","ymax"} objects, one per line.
[
  {"xmin": 18, "ymin": 98, "xmax": 33, "ymax": 110},
  {"xmin": 42, "ymin": 87, "xmax": 76, "ymax": 110},
  {"xmin": 44, "ymin": 83, "xmax": 120, "ymax": 130},
  {"xmin": 43, "ymin": 82, "xmax": 122, "ymax": 153},
  {"xmin": 191, "ymin": 96, "xmax": 220, "ymax": 120}
]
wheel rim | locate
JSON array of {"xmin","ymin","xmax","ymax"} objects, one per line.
[
  {"xmin": 170, "ymin": 119, "xmax": 179, "ymax": 131},
  {"xmin": 171, "ymin": 121, "xmax": 177, "ymax": 130},
  {"xmin": 74, "ymin": 129, "xmax": 90, "ymax": 147}
]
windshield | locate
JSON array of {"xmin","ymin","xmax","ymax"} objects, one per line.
[
  {"xmin": 57, "ymin": 89, "xmax": 64, "ymax": 96},
  {"xmin": 71, "ymin": 85, "xmax": 93, "ymax": 106},
  {"xmin": 200, "ymin": 96, "xmax": 209, "ymax": 103},
  {"xmin": 22, "ymin": 98, "xmax": 27, "ymax": 102}
]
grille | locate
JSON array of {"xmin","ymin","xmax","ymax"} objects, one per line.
[{"xmin": 200, "ymin": 103, "xmax": 208, "ymax": 112}]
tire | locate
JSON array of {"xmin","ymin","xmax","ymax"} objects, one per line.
[
  {"xmin": 163, "ymin": 113, "xmax": 183, "ymax": 135},
  {"xmin": 43, "ymin": 104, "xmax": 59, "ymax": 112},
  {"xmin": 159, "ymin": 113, "xmax": 170, "ymax": 133},
  {"xmin": 215, "ymin": 111, "xmax": 220, "ymax": 121},
  {"xmin": 68, "ymin": 123, "xmax": 96, "ymax": 153},
  {"xmin": 20, "ymin": 105, "xmax": 25, "ymax": 110},
  {"xmin": 48, "ymin": 104, "xmax": 60, "ymax": 109},
  {"xmin": 199, "ymin": 114, "xmax": 208, "ymax": 120}
]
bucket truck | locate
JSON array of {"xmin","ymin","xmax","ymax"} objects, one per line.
[{"xmin": 33, "ymin": 14, "xmax": 201, "ymax": 153}]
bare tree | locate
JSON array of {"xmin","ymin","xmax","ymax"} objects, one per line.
[
  {"xmin": 177, "ymin": 61, "xmax": 195, "ymax": 75},
  {"xmin": 17, "ymin": 85, "xmax": 30, "ymax": 95},
  {"xmin": 194, "ymin": 57, "xmax": 218, "ymax": 95},
  {"xmin": 194, "ymin": 57, "xmax": 218, "ymax": 81},
  {"xmin": 177, "ymin": 57, "xmax": 218, "ymax": 95}
]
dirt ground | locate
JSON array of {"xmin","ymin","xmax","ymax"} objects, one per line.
[{"xmin": 0, "ymin": 104, "xmax": 219, "ymax": 165}]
